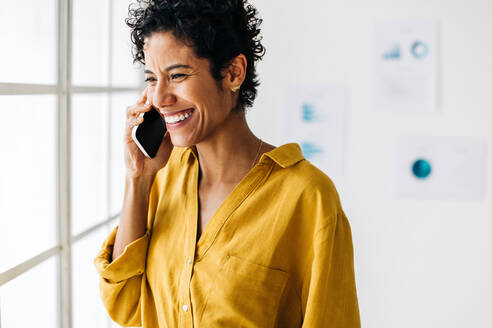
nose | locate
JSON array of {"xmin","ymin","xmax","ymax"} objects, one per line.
[{"xmin": 152, "ymin": 81, "xmax": 177, "ymax": 110}]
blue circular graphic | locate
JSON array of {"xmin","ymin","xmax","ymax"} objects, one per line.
[
  {"xmin": 412, "ymin": 159, "xmax": 432, "ymax": 179},
  {"xmin": 411, "ymin": 41, "xmax": 429, "ymax": 59}
]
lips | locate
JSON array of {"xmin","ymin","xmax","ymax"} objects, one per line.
[
  {"xmin": 162, "ymin": 108, "xmax": 195, "ymax": 127},
  {"xmin": 160, "ymin": 107, "xmax": 194, "ymax": 118}
]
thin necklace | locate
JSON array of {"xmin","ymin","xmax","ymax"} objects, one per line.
[{"xmin": 249, "ymin": 139, "xmax": 263, "ymax": 170}]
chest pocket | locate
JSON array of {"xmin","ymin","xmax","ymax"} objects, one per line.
[{"xmin": 199, "ymin": 254, "xmax": 289, "ymax": 328}]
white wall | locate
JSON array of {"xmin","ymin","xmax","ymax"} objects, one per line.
[{"xmin": 248, "ymin": 0, "xmax": 492, "ymax": 327}]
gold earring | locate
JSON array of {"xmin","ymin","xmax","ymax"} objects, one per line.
[{"xmin": 231, "ymin": 85, "xmax": 241, "ymax": 92}]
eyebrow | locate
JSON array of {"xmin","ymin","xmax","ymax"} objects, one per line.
[{"xmin": 144, "ymin": 64, "xmax": 192, "ymax": 75}]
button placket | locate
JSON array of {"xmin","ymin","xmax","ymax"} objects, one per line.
[
  {"xmin": 179, "ymin": 158, "xmax": 198, "ymax": 326},
  {"xmin": 180, "ymin": 257, "xmax": 194, "ymax": 326},
  {"xmin": 181, "ymin": 219, "xmax": 196, "ymax": 325}
]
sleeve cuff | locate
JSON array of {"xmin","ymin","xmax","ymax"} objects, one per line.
[{"xmin": 93, "ymin": 225, "xmax": 150, "ymax": 283}]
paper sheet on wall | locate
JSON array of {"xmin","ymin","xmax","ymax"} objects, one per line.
[
  {"xmin": 282, "ymin": 85, "xmax": 346, "ymax": 178},
  {"xmin": 373, "ymin": 21, "xmax": 438, "ymax": 112},
  {"xmin": 395, "ymin": 136, "xmax": 487, "ymax": 200}
]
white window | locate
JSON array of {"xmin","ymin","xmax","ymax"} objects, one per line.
[{"xmin": 0, "ymin": 1, "xmax": 142, "ymax": 327}]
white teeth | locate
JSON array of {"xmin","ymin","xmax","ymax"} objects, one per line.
[{"xmin": 165, "ymin": 111, "xmax": 192, "ymax": 124}]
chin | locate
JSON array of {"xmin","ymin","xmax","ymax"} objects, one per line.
[{"xmin": 169, "ymin": 134, "xmax": 195, "ymax": 148}]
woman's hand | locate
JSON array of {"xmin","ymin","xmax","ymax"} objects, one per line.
[{"xmin": 124, "ymin": 88, "xmax": 173, "ymax": 180}]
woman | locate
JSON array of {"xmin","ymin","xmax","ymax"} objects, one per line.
[{"xmin": 94, "ymin": 0, "xmax": 360, "ymax": 327}]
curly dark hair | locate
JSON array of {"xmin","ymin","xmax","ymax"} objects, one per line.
[{"xmin": 126, "ymin": 0, "xmax": 266, "ymax": 111}]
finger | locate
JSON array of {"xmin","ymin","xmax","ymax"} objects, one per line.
[
  {"xmin": 126, "ymin": 103, "xmax": 152, "ymax": 118},
  {"xmin": 126, "ymin": 115, "xmax": 144, "ymax": 130}
]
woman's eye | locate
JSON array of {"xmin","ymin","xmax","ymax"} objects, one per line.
[
  {"xmin": 145, "ymin": 77, "xmax": 156, "ymax": 83},
  {"xmin": 171, "ymin": 73, "xmax": 187, "ymax": 80}
]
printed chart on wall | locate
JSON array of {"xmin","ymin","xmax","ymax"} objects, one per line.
[
  {"xmin": 373, "ymin": 20, "xmax": 438, "ymax": 112},
  {"xmin": 283, "ymin": 85, "xmax": 346, "ymax": 178},
  {"xmin": 395, "ymin": 136, "xmax": 486, "ymax": 200}
]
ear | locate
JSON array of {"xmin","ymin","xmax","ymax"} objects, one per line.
[{"xmin": 223, "ymin": 53, "xmax": 247, "ymax": 92}]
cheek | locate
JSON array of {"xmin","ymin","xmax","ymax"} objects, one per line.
[{"xmin": 147, "ymin": 86, "xmax": 156, "ymax": 103}]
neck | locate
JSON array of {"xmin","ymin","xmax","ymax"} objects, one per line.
[{"xmin": 195, "ymin": 110, "xmax": 262, "ymax": 186}]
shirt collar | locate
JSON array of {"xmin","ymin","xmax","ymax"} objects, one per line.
[
  {"xmin": 179, "ymin": 145, "xmax": 198, "ymax": 162},
  {"xmin": 260, "ymin": 143, "xmax": 304, "ymax": 168},
  {"xmin": 180, "ymin": 142, "xmax": 304, "ymax": 168}
]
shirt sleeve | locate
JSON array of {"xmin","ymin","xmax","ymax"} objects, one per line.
[
  {"xmin": 93, "ymin": 225, "xmax": 149, "ymax": 327},
  {"xmin": 301, "ymin": 210, "xmax": 361, "ymax": 327}
]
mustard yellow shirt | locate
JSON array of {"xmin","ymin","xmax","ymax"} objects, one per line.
[{"xmin": 94, "ymin": 143, "xmax": 360, "ymax": 327}]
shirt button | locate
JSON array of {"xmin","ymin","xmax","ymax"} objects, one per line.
[
  {"xmin": 187, "ymin": 257, "xmax": 191, "ymax": 265},
  {"xmin": 182, "ymin": 304, "xmax": 189, "ymax": 312}
]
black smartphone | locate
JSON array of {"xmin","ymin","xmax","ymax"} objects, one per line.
[{"xmin": 131, "ymin": 106, "xmax": 167, "ymax": 158}]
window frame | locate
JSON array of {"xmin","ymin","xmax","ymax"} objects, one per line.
[{"xmin": 0, "ymin": 0, "xmax": 142, "ymax": 327}]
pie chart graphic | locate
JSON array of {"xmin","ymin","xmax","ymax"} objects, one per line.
[
  {"xmin": 412, "ymin": 158, "xmax": 432, "ymax": 179},
  {"xmin": 411, "ymin": 40, "xmax": 429, "ymax": 59}
]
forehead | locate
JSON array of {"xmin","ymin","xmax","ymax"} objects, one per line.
[{"xmin": 143, "ymin": 31, "xmax": 197, "ymax": 67}]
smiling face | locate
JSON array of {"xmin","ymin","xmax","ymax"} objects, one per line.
[{"xmin": 143, "ymin": 31, "xmax": 237, "ymax": 147}]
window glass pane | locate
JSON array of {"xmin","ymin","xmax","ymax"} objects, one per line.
[
  {"xmin": 0, "ymin": 95, "xmax": 57, "ymax": 273},
  {"xmin": 0, "ymin": 256, "xmax": 57, "ymax": 327},
  {"xmin": 72, "ymin": 0, "xmax": 110, "ymax": 86},
  {"xmin": 0, "ymin": 0, "xmax": 56, "ymax": 84},
  {"xmin": 112, "ymin": 0, "xmax": 142, "ymax": 87},
  {"xmin": 110, "ymin": 92, "xmax": 139, "ymax": 216},
  {"xmin": 71, "ymin": 94, "xmax": 109, "ymax": 236},
  {"xmin": 72, "ymin": 227, "xmax": 111, "ymax": 328}
]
